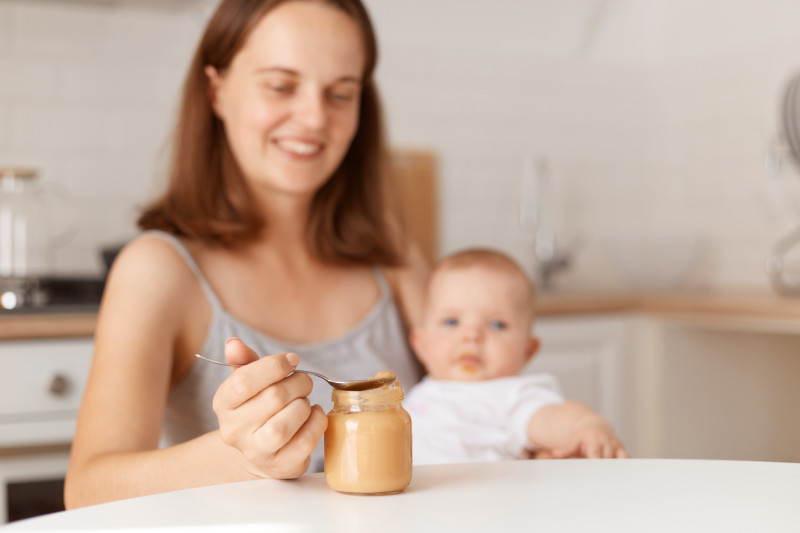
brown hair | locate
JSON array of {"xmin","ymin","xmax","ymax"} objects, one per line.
[
  {"xmin": 431, "ymin": 248, "xmax": 536, "ymax": 319},
  {"xmin": 138, "ymin": 0, "xmax": 405, "ymax": 266}
]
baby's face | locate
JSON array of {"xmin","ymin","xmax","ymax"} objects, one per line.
[{"xmin": 412, "ymin": 265, "xmax": 537, "ymax": 381}]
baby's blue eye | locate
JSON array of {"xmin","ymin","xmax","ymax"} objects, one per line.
[
  {"xmin": 442, "ymin": 318, "xmax": 458, "ymax": 327},
  {"xmin": 489, "ymin": 320, "xmax": 507, "ymax": 330}
]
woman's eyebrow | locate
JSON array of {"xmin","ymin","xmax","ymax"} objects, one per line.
[{"xmin": 254, "ymin": 66, "xmax": 362, "ymax": 84}]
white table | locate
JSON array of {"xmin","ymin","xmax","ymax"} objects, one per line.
[{"xmin": 4, "ymin": 459, "xmax": 799, "ymax": 532}]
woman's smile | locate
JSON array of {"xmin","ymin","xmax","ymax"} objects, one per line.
[{"xmin": 274, "ymin": 138, "xmax": 325, "ymax": 158}]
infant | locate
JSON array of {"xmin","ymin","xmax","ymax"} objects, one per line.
[{"xmin": 405, "ymin": 248, "xmax": 628, "ymax": 464}]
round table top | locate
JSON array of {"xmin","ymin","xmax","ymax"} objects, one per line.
[{"xmin": 5, "ymin": 459, "xmax": 800, "ymax": 532}]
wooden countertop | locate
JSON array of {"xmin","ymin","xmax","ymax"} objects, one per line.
[
  {"xmin": 2, "ymin": 291, "xmax": 800, "ymax": 340},
  {"xmin": 0, "ymin": 312, "xmax": 97, "ymax": 340},
  {"xmin": 536, "ymin": 290, "xmax": 800, "ymax": 320}
]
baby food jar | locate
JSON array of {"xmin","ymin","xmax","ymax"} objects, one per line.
[{"xmin": 323, "ymin": 375, "xmax": 412, "ymax": 495}]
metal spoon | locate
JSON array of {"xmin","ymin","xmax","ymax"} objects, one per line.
[{"xmin": 194, "ymin": 353, "xmax": 395, "ymax": 391}]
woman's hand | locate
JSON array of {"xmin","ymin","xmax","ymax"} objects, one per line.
[{"xmin": 212, "ymin": 337, "xmax": 328, "ymax": 479}]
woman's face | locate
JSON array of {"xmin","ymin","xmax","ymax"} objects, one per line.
[{"xmin": 207, "ymin": 1, "xmax": 366, "ymax": 199}]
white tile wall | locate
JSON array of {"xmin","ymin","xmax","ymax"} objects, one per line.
[
  {"xmin": 1, "ymin": 0, "xmax": 799, "ymax": 291},
  {"xmin": 0, "ymin": 0, "xmax": 211, "ymax": 274},
  {"xmin": 368, "ymin": 0, "xmax": 800, "ymax": 291}
]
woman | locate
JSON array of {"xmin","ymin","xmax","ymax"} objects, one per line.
[{"xmin": 65, "ymin": 0, "xmax": 427, "ymax": 508}]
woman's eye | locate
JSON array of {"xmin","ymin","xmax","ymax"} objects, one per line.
[
  {"xmin": 442, "ymin": 318, "xmax": 458, "ymax": 327},
  {"xmin": 329, "ymin": 91, "xmax": 356, "ymax": 103},
  {"xmin": 267, "ymin": 84, "xmax": 293, "ymax": 95},
  {"xmin": 489, "ymin": 320, "xmax": 507, "ymax": 330}
]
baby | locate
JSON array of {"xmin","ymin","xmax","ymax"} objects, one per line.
[{"xmin": 405, "ymin": 248, "xmax": 628, "ymax": 464}]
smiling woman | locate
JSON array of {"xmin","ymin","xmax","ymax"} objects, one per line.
[
  {"xmin": 64, "ymin": 0, "xmax": 428, "ymax": 509},
  {"xmin": 203, "ymin": 2, "xmax": 366, "ymax": 203}
]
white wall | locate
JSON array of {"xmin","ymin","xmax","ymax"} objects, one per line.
[
  {"xmin": 369, "ymin": 0, "xmax": 800, "ymax": 290},
  {"xmin": 1, "ymin": 0, "xmax": 799, "ymax": 290},
  {"xmin": 0, "ymin": 0, "xmax": 214, "ymax": 274}
]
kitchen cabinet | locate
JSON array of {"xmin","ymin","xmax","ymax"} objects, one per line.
[
  {"xmin": 0, "ymin": 336, "xmax": 93, "ymax": 524},
  {"xmin": 0, "ymin": 338, "xmax": 93, "ymax": 448},
  {"xmin": 527, "ymin": 294, "xmax": 800, "ymax": 463},
  {"xmin": 523, "ymin": 314, "xmax": 638, "ymax": 454}
]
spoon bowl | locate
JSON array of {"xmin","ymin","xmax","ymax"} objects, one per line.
[{"xmin": 194, "ymin": 353, "xmax": 395, "ymax": 391}]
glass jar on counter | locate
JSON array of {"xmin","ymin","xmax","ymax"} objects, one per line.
[
  {"xmin": 0, "ymin": 167, "xmax": 77, "ymax": 280},
  {"xmin": 323, "ymin": 374, "xmax": 412, "ymax": 495}
]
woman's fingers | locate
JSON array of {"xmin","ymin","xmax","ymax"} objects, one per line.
[
  {"xmin": 268, "ymin": 404, "xmax": 328, "ymax": 478},
  {"xmin": 209, "ymin": 338, "xmax": 325, "ymax": 478},
  {"xmin": 214, "ymin": 351, "xmax": 301, "ymax": 412},
  {"xmin": 231, "ymin": 373, "xmax": 314, "ymax": 441},
  {"xmin": 224, "ymin": 337, "xmax": 263, "ymax": 367},
  {"xmin": 215, "ymin": 372, "xmax": 312, "ymax": 448},
  {"xmin": 250, "ymin": 395, "xmax": 321, "ymax": 456}
]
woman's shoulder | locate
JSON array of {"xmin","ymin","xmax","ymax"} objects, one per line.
[
  {"xmin": 103, "ymin": 232, "xmax": 206, "ymax": 311},
  {"xmin": 113, "ymin": 232, "xmax": 193, "ymax": 278}
]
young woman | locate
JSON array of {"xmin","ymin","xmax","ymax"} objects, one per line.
[{"xmin": 65, "ymin": 0, "xmax": 427, "ymax": 508}]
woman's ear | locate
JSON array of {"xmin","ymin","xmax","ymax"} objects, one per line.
[
  {"xmin": 525, "ymin": 335, "xmax": 541, "ymax": 362},
  {"xmin": 204, "ymin": 65, "xmax": 223, "ymax": 117}
]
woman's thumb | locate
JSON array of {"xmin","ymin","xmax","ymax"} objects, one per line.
[{"xmin": 224, "ymin": 337, "xmax": 260, "ymax": 368}]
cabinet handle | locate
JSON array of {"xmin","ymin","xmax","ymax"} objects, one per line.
[{"xmin": 48, "ymin": 374, "xmax": 70, "ymax": 396}]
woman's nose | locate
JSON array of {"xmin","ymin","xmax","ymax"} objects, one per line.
[{"xmin": 293, "ymin": 89, "xmax": 328, "ymax": 129}]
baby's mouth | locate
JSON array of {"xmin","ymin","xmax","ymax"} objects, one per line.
[{"xmin": 456, "ymin": 353, "xmax": 482, "ymax": 374}]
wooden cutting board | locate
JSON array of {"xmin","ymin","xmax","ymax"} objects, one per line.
[{"xmin": 390, "ymin": 148, "xmax": 438, "ymax": 264}]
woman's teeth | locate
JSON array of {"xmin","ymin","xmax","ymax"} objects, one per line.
[{"xmin": 279, "ymin": 140, "xmax": 321, "ymax": 155}]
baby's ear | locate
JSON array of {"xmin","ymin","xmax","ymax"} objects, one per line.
[{"xmin": 525, "ymin": 335, "xmax": 541, "ymax": 362}]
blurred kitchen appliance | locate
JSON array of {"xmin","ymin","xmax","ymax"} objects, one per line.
[
  {"xmin": 766, "ymin": 71, "xmax": 800, "ymax": 296},
  {"xmin": 1, "ymin": 167, "xmax": 66, "ymax": 278},
  {"xmin": 0, "ymin": 167, "xmax": 103, "ymax": 312},
  {"xmin": 520, "ymin": 154, "xmax": 572, "ymax": 290}
]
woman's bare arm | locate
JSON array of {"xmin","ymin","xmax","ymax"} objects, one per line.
[{"xmin": 64, "ymin": 236, "xmax": 325, "ymax": 508}]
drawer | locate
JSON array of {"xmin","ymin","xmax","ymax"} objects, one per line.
[{"xmin": 0, "ymin": 339, "xmax": 93, "ymax": 420}]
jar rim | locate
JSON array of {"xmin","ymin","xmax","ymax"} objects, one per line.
[{"xmin": 330, "ymin": 381, "xmax": 404, "ymax": 408}]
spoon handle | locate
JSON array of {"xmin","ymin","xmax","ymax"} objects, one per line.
[
  {"xmin": 194, "ymin": 354, "xmax": 327, "ymax": 383},
  {"xmin": 194, "ymin": 353, "xmax": 242, "ymax": 367}
]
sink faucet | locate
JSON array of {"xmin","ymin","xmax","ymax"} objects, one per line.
[
  {"xmin": 520, "ymin": 153, "xmax": 574, "ymax": 290},
  {"xmin": 533, "ymin": 227, "xmax": 571, "ymax": 290}
]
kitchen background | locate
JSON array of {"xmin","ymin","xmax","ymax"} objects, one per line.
[
  {"xmin": 2, "ymin": 0, "xmax": 800, "ymax": 523},
  {"xmin": 1, "ymin": 0, "xmax": 799, "ymax": 291}
]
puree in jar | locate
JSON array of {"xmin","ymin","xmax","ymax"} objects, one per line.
[{"xmin": 324, "ymin": 372, "xmax": 412, "ymax": 495}]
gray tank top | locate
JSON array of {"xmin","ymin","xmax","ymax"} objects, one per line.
[{"xmin": 148, "ymin": 231, "xmax": 423, "ymax": 472}]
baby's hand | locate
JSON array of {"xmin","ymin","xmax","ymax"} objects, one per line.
[{"xmin": 550, "ymin": 419, "xmax": 629, "ymax": 459}]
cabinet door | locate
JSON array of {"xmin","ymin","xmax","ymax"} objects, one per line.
[
  {"xmin": 0, "ymin": 338, "xmax": 93, "ymax": 447},
  {"xmin": 521, "ymin": 314, "xmax": 635, "ymax": 452}
]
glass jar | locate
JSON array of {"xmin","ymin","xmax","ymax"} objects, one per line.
[
  {"xmin": 323, "ymin": 376, "xmax": 412, "ymax": 495},
  {"xmin": 0, "ymin": 167, "xmax": 77, "ymax": 279}
]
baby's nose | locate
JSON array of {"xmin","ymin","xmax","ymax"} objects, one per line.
[{"xmin": 461, "ymin": 324, "xmax": 484, "ymax": 341}]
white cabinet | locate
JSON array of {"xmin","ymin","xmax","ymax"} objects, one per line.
[
  {"xmin": 522, "ymin": 314, "xmax": 639, "ymax": 455},
  {"xmin": 0, "ymin": 337, "xmax": 93, "ymax": 524},
  {"xmin": 0, "ymin": 338, "xmax": 93, "ymax": 448},
  {"xmin": 524, "ymin": 312, "xmax": 800, "ymax": 463}
]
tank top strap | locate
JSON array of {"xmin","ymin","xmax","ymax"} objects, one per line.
[
  {"xmin": 141, "ymin": 230, "xmax": 225, "ymax": 314},
  {"xmin": 372, "ymin": 266, "xmax": 391, "ymax": 298}
]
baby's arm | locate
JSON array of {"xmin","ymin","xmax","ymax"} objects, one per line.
[{"xmin": 527, "ymin": 401, "xmax": 629, "ymax": 459}]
